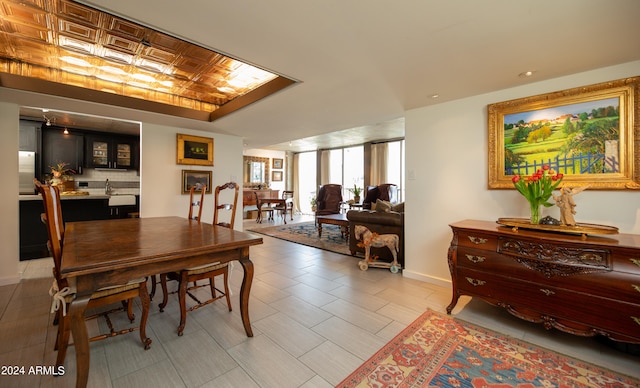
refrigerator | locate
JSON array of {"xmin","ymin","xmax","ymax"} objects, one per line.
[{"xmin": 19, "ymin": 151, "xmax": 36, "ymax": 194}]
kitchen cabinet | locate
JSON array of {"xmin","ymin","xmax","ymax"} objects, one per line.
[
  {"xmin": 42, "ymin": 126, "xmax": 84, "ymax": 176},
  {"xmin": 86, "ymin": 134, "xmax": 138, "ymax": 170},
  {"xmin": 19, "ymin": 196, "xmax": 110, "ymax": 260}
]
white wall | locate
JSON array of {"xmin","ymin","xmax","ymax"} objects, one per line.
[
  {"xmin": 139, "ymin": 123, "xmax": 243, "ymax": 224},
  {"xmin": 403, "ymin": 61, "xmax": 640, "ymax": 287},
  {"xmin": 0, "ymin": 102, "xmax": 20, "ymax": 285}
]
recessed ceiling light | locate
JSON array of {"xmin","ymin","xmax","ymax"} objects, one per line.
[
  {"xmin": 430, "ymin": 94, "xmax": 440, "ymax": 99},
  {"xmin": 519, "ymin": 70, "xmax": 536, "ymax": 78}
]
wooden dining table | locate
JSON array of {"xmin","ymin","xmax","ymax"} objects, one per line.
[{"xmin": 60, "ymin": 216, "xmax": 263, "ymax": 388}]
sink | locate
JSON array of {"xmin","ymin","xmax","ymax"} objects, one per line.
[{"xmin": 108, "ymin": 195, "xmax": 136, "ymax": 206}]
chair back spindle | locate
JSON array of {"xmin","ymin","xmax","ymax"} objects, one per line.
[
  {"xmin": 214, "ymin": 182, "xmax": 239, "ymax": 229},
  {"xmin": 188, "ymin": 184, "xmax": 206, "ymax": 221}
]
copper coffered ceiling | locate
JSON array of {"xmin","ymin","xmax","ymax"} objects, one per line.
[{"xmin": 0, "ymin": 0, "xmax": 296, "ymax": 121}]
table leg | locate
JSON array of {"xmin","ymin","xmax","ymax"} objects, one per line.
[
  {"xmin": 318, "ymin": 223, "xmax": 323, "ymax": 237},
  {"xmin": 68, "ymin": 295, "xmax": 91, "ymax": 388},
  {"xmin": 283, "ymin": 206, "xmax": 287, "ymax": 224},
  {"xmin": 238, "ymin": 256, "xmax": 254, "ymax": 337}
]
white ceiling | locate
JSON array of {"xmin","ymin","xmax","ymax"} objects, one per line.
[{"xmin": 7, "ymin": 0, "xmax": 640, "ymax": 153}]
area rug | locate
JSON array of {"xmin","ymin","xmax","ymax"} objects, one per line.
[
  {"xmin": 337, "ymin": 309, "xmax": 639, "ymax": 388},
  {"xmin": 247, "ymin": 221, "xmax": 351, "ymax": 256}
]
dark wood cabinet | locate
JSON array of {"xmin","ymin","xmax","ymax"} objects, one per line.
[
  {"xmin": 20, "ymin": 197, "xmax": 110, "ymax": 260},
  {"xmin": 41, "ymin": 126, "xmax": 84, "ymax": 176},
  {"xmin": 447, "ymin": 219, "xmax": 640, "ymax": 344},
  {"xmin": 85, "ymin": 134, "xmax": 138, "ymax": 170}
]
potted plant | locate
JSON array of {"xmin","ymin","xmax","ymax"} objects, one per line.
[
  {"xmin": 310, "ymin": 197, "xmax": 317, "ymax": 212},
  {"xmin": 49, "ymin": 161, "xmax": 75, "ymax": 192},
  {"xmin": 349, "ymin": 184, "xmax": 362, "ymax": 203}
]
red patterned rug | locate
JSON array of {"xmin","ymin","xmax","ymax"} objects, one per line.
[{"xmin": 337, "ymin": 310, "xmax": 639, "ymax": 388}]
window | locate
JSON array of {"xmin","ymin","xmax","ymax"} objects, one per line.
[{"xmin": 386, "ymin": 140, "xmax": 405, "ymax": 201}]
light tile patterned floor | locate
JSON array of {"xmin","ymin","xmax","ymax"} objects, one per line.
[{"xmin": 0, "ymin": 215, "xmax": 638, "ymax": 387}]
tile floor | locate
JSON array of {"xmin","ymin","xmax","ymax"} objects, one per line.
[{"xmin": 1, "ymin": 214, "xmax": 638, "ymax": 387}]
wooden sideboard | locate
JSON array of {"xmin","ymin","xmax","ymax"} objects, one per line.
[
  {"xmin": 447, "ymin": 219, "xmax": 640, "ymax": 344},
  {"xmin": 242, "ymin": 189, "xmax": 278, "ymax": 207}
]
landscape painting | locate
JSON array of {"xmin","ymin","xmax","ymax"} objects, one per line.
[{"xmin": 488, "ymin": 77, "xmax": 640, "ymax": 190}]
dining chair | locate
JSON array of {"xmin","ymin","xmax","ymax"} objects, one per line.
[
  {"xmin": 159, "ymin": 182, "xmax": 238, "ymax": 336},
  {"xmin": 34, "ymin": 179, "xmax": 151, "ymax": 368},
  {"xmin": 254, "ymin": 191, "xmax": 274, "ymax": 222},
  {"xmin": 150, "ymin": 184, "xmax": 206, "ymax": 300},
  {"xmin": 274, "ymin": 190, "xmax": 294, "ymax": 220}
]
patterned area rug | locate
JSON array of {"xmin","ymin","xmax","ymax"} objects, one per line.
[
  {"xmin": 338, "ymin": 310, "xmax": 639, "ymax": 388},
  {"xmin": 246, "ymin": 221, "xmax": 352, "ymax": 256}
]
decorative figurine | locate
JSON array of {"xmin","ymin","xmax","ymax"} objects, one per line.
[{"xmin": 552, "ymin": 186, "xmax": 588, "ymax": 226}]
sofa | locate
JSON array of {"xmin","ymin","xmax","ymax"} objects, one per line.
[{"xmin": 347, "ymin": 200, "xmax": 404, "ymax": 269}]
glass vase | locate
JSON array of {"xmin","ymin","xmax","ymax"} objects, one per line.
[{"xmin": 529, "ymin": 202, "xmax": 540, "ymax": 224}]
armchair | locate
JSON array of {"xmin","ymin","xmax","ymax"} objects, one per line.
[
  {"xmin": 362, "ymin": 183, "xmax": 398, "ymax": 210},
  {"xmin": 315, "ymin": 184, "xmax": 343, "ymax": 219}
]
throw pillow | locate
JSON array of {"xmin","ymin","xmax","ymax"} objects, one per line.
[
  {"xmin": 375, "ymin": 199, "xmax": 392, "ymax": 212},
  {"xmin": 391, "ymin": 202, "xmax": 405, "ymax": 213}
]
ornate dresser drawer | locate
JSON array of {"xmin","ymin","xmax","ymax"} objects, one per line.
[{"xmin": 447, "ymin": 219, "xmax": 640, "ymax": 344}]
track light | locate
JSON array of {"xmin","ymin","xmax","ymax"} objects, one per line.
[{"xmin": 63, "ymin": 127, "xmax": 69, "ymax": 134}]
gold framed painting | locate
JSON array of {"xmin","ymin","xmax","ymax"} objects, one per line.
[
  {"xmin": 488, "ymin": 76, "xmax": 639, "ymax": 190},
  {"xmin": 182, "ymin": 170, "xmax": 212, "ymax": 194},
  {"xmin": 177, "ymin": 134, "xmax": 214, "ymax": 166},
  {"xmin": 272, "ymin": 158, "xmax": 283, "ymax": 169},
  {"xmin": 272, "ymin": 170, "xmax": 283, "ymax": 181}
]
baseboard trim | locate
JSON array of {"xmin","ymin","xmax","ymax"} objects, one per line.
[{"xmin": 402, "ymin": 269, "xmax": 451, "ymax": 288}]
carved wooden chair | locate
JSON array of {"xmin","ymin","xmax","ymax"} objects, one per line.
[
  {"xmin": 274, "ymin": 190, "xmax": 294, "ymax": 221},
  {"xmin": 159, "ymin": 182, "xmax": 238, "ymax": 336},
  {"xmin": 150, "ymin": 184, "xmax": 206, "ymax": 300},
  {"xmin": 34, "ymin": 179, "xmax": 151, "ymax": 368},
  {"xmin": 254, "ymin": 190, "xmax": 274, "ymax": 222}
]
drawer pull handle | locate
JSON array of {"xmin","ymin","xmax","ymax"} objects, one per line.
[
  {"xmin": 468, "ymin": 236, "xmax": 488, "ymax": 245},
  {"xmin": 465, "ymin": 277, "xmax": 486, "ymax": 286},
  {"xmin": 632, "ymin": 285, "xmax": 640, "ymax": 293},
  {"xmin": 465, "ymin": 254, "xmax": 486, "ymax": 263},
  {"xmin": 632, "ymin": 317, "xmax": 640, "ymax": 327},
  {"xmin": 540, "ymin": 289, "xmax": 555, "ymax": 296},
  {"xmin": 631, "ymin": 259, "xmax": 640, "ymax": 268}
]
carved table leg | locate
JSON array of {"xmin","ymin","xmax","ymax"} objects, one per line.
[
  {"xmin": 238, "ymin": 254, "xmax": 254, "ymax": 337},
  {"xmin": 68, "ymin": 295, "xmax": 91, "ymax": 388}
]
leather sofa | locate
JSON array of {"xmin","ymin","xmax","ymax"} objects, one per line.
[{"xmin": 347, "ymin": 205, "xmax": 404, "ymax": 269}]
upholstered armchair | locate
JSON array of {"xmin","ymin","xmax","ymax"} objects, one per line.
[
  {"xmin": 315, "ymin": 184, "xmax": 343, "ymax": 218},
  {"xmin": 362, "ymin": 183, "xmax": 398, "ymax": 209}
]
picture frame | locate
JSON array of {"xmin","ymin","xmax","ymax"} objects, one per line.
[
  {"xmin": 272, "ymin": 158, "xmax": 283, "ymax": 169},
  {"xmin": 488, "ymin": 76, "xmax": 640, "ymax": 190},
  {"xmin": 272, "ymin": 170, "xmax": 283, "ymax": 181},
  {"xmin": 182, "ymin": 170, "xmax": 212, "ymax": 194},
  {"xmin": 177, "ymin": 133, "xmax": 214, "ymax": 166}
]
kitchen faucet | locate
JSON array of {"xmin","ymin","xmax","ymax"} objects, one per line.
[{"xmin": 105, "ymin": 179, "xmax": 112, "ymax": 195}]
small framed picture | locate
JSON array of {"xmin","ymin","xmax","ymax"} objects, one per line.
[
  {"xmin": 272, "ymin": 170, "xmax": 283, "ymax": 181},
  {"xmin": 272, "ymin": 158, "xmax": 283, "ymax": 169},
  {"xmin": 182, "ymin": 170, "xmax": 212, "ymax": 194}
]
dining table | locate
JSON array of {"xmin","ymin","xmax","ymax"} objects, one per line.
[{"xmin": 60, "ymin": 216, "xmax": 263, "ymax": 388}]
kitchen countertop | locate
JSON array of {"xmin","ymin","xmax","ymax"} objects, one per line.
[{"xmin": 20, "ymin": 194, "xmax": 111, "ymax": 201}]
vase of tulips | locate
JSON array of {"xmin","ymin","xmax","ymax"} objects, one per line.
[{"xmin": 511, "ymin": 165, "xmax": 563, "ymax": 224}]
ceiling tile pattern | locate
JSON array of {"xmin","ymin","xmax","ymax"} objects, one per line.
[{"xmin": 0, "ymin": 0, "xmax": 294, "ymax": 120}]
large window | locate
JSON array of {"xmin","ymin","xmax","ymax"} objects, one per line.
[
  {"xmin": 386, "ymin": 140, "xmax": 405, "ymax": 202},
  {"xmin": 328, "ymin": 146, "xmax": 364, "ymax": 201},
  {"xmin": 297, "ymin": 151, "xmax": 317, "ymax": 214}
]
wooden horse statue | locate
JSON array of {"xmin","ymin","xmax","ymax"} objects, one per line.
[{"xmin": 354, "ymin": 225, "xmax": 400, "ymax": 273}]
